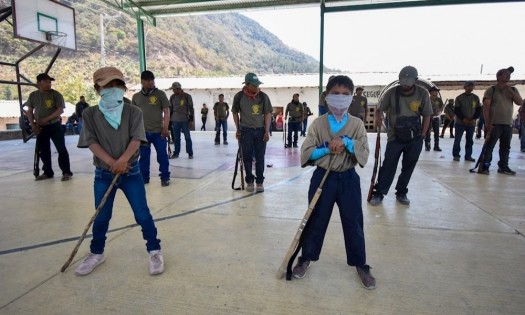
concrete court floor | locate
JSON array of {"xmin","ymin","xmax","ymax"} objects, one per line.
[{"xmin": 0, "ymin": 130, "xmax": 524, "ymax": 315}]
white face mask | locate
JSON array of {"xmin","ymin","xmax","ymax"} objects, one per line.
[{"xmin": 325, "ymin": 94, "xmax": 353, "ymax": 110}]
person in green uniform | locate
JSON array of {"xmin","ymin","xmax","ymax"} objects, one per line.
[
  {"xmin": 452, "ymin": 81, "xmax": 481, "ymax": 162},
  {"xmin": 425, "ymin": 86, "xmax": 444, "ymax": 151},
  {"xmin": 214, "ymin": 94, "xmax": 230, "ymax": 145}
]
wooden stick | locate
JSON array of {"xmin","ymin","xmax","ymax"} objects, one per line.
[{"xmin": 60, "ymin": 174, "xmax": 120, "ymax": 272}]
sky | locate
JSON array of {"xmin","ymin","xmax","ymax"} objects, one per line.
[{"xmin": 242, "ymin": 2, "xmax": 525, "ymax": 77}]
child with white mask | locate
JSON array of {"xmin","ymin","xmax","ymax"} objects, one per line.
[{"xmin": 294, "ymin": 75, "xmax": 375, "ymax": 289}]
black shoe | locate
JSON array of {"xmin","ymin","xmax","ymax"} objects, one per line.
[
  {"xmin": 223, "ymin": 141, "xmax": 228, "ymax": 145},
  {"xmin": 497, "ymin": 167, "xmax": 516, "ymax": 175},
  {"xmin": 465, "ymin": 157, "xmax": 476, "ymax": 162},
  {"xmin": 369, "ymin": 193, "xmax": 383, "ymax": 206},
  {"xmin": 425, "ymin": 147, "xmax": 430, "ymax": 151},
  {"xmin": 293, "ymin": 144, "xmax": 298, "ymax": 148},
  {"xmin": 433, "ymin": 147, "xmax": 442, "ymax": 152},
  {"xmin": 170, "ymin": 154, "xmax": 179, "ymax": 159},
  {"xmin": 35, "ymin": 174, "xmax": 53, "ymax": 181},
  {"xmin": 453, "ymin": 156, "xmax": 460, "ymax": 161},
  {"xmin": 214, "ymin": 142, "xmax": 220, "ymax": 145},
  {"xmin": 439, "ymin": 135, "xmax": 444, "ymax": 138},
  {"xmin": 61, "ymin": 172, "xmax": 73, "ymax": 181},
  {"xmin": 161, "ymin": 179, "xmax": 170, "ymax": 187},
  {"xmin": 396, "ymin": 194, "xmax": 410, "ymax": 205},
  {"xmin": 285, "ymin": 144, "xmax": 291, "ymax": 148},
  {"xmin": 356, "ymin": 265, "xmax": 376, "ymax": 290},
  {"xmin": 450, "ymin": 135, "xmax": 455, "ymax": 138}
]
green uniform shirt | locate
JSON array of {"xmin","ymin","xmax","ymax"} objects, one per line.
[
  {"xmin": 213, "ymin": 102, "xmax": 229, "ymax": 120},
  {"xmin": 285, "ymin": 101, "xmax": 304, "ymax": 121},
  {"xmin": 430, "ymin": 96, "xmax": 444, "ymax": 116},
  {"xmin": 349, "ymin": 95, "xmax": 367, "ymax": 118},
  {"xmin": 483, "ymin": 86, "xmax": 522, "ymax": 126},
  {"xmin": 454, "ymin": 93, "xmax": 481, "ymax": 126},
  {"xmin": 201, "ymin": 108, "xmax": 208, "ymax": 118},
  {"xmin": 232, "ymin": 90, "xmax": 273, "ymax": 128},
  {"xmin": 378, "ymin": 85, "xmax": 433, "ymax": 142},
  {"xmin": 78, "ymin": 103, "xmax": 147, "ymax": 170},
  {"xmin": 170, "ymin": 92, "xmax": 194, "ymax": 123},
  {"xmin": 300, "ymin": 115, "xmax": 369, "ymax": 172},
  {"xmin": 26, "ymin": 89, "xmax": 64, "ymax": 124},
  {"xmin": 131, "ymin": 89, "xmax": 170, "ymax": 133}
]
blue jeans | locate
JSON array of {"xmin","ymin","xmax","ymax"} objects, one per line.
[
  {"xmin": 171, "ymin": 121, "xmax": 193, "ymax": 156},
  {"xmin": 301, "ymin": 167, "xmax": 366, "ymax": 266},
  {"xmin": 476, "ymin": 116, "xmax": 485, "ymax": 138},
  {"xmin": 287, "ymin": 120, "xmax": 301, "ymax": 146},
  {"xmin": 37, "ymin": 121, "xmax": 71, "ymax": 177},
  {"xmin": 240, "ymin": 127, "xmax": 266, "ymax": 184},
  {"xmin": 214, "ymin": 119, "xmax": 228, "ymax": 143},
  {"xmin": 91, "ymin": 163, "xmax": 161, "ymax": 254},
  {"xmin": 302, "ymin": 118, "xmax": 308, "ymax": 136},
  {"xmin": 77, "ymin": 118, "xmax": 83, "ymax": 135},
  {"xmin": 375, "ymin": 136, "xmax": 423, "ymax": 196},
  {"xmin": 452, "ymin": 124, "xmax": 475, "ymax": 159},
  {"xmin": 139, "ymin": 132, "xmax": 170, "ymax": 182}
]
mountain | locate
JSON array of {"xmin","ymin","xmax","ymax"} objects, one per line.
[{"xmin": 0, "ymin": 0, "xmax": 331, "ymax": 103}]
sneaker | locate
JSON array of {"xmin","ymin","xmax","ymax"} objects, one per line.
[
  {"xmin": 356, "ymin": 265, "xmax": 376, "ymax": 290},
  {"xmin": 425, "ymin": 143, "xmax": 431, "ymax": 151},
  {"xmin": 292, "ymin": 258, "xmax": 310, "ymax": 279},
  {"xmin": 223, "ymin": 141, "xmax": 228, "ymax": 145},
  {"xmin": 189, "ymin": 155, "xmax": 193, "ymax": 159},
  {"xmin": 497, "ymin": 167, "xmax": 516, "ymax": 175},
  {"xmin": 396, "ymin": 194, "xmax": 410, "ymax": 205},
  {"xmin": 75, "ymin": 253, "xmax": 105, "ymax": 276},
  {"xmin": 256, "ymin": 183, "xmax": 264, "ymax": 192},
  {"xmin": 149, "ymin": 250, "xmax": 164, "ymax": 275},
  {"xmin": 35, "ymin": 174, "xmax": 53, "ymax": 181},
  {"xmin": 369, "ymin": 193, "xmax": 383, "ymax": 206},
  {"xmin": 465, "ymin": 157, "xmax": 476, "ymax": 162},
  {"xmin": 453, "ymin": 156, "xmax": 460, "ymax": 161},
  {"xmin": 170, "ymin": 154, "xmax": 179, "ymax": 159},
  {"xmin": 433, "ymin": 147, "xmax": 442, "ymax": 152},
  {"xmin": 161, "ymin": 179, "xmax": 170, "ymax": 187},
  {"xmin": 61, "ymin": 172, "xmax": 73, "ymax": 181},
  {"xmin": 293, "ymin": 144, "xmax": 298, "ymax": 148},
  {"xmin": 246, "ymin": 182, "xmax": 254, "ymax": 192}
]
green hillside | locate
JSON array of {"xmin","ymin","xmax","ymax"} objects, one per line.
[{"xmin": 0, "ymin": 0, "xmax": 330, "ymax": 104}]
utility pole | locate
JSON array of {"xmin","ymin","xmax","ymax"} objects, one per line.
[{"xmin": 100, "ymin": 13, "xmax": 120, "ymax": 67}]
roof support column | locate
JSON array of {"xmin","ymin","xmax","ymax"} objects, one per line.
[
  {"xmin": 137, "ymin": 18, "xmax": 146, "ymax": 72},
  {"xmin": 318, "ymin": 0, "xmax": 326, "ymax": 114}
]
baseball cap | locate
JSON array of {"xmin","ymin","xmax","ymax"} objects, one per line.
[
  {"xmin": 428, "ymin": 86, "xmax": 440, "ymax": 92},
  {"xmin": 171, "ymin": 82, "xmax": 181, "ymax": 89},
  {"xmin": 36, "ymin": 73, "xmax": 55, "ymax": 82},
  {"xmin": 141, "ymin": 70, "xmax": 155, "ymax": 80},
  {"xmin": 356, "ymin": 86, "xmax": 364, "ymax": 91},
  {"xmin": 464, "ymin": 81, "xmax": 475, "ymax": 87},
  {"xmin": 398, "ymin": 66, "xmax": 418, "ymax": 86},
  {"xmin": 93, "ymin": 67, "xmax": 125, "ymax": 87},
  {"xmin": 243, "ymin": 72, "xmax": 263, "ymax": 86},
  {"xmin": 496, "ymin": 66, "xmax": 514, "ymax": 77}
]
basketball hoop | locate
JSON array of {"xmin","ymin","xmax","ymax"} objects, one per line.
[{"xmin": 45, "ymin": 31, "xmax": 68, "ymax": 47}]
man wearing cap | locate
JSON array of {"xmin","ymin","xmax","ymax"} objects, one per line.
[
  {"xmin": 213, "ymin": 94, "xmax": 229, "ymax": 145},
  {"xmin": 232, "ymin": 73, "xmax": 273, "ymax": 192},
  {"xmin": 169, "ymin": 82, "xmax": 195, "ymax": 159},
  {"xmin": 370, "ymin": 66, "xmax": 432, "ymax": 206},
  {"xmin": 480, "ymin": 67, "xmax": 523, "ymax": 175},
  {"xmin": 452, "ymin": 81, "xmax": 481, "ymax": 162},
  {"xmin": 132, "ymin": 70, "xmax": 171, "ymax": 186},
  {"xmin": 349, "ymin": 86, "xmax": 368, "ymax": 122},
  {"xmin": 425, "ymin": 86, "xmax": 444, "ymax": 151},
  {"xmin": 26, "ymin": 73, "xmax": 73, "ymax": 181},
  {"xmin": 76, "ymin": 66, "xmax": 164, "ymax": 276}
]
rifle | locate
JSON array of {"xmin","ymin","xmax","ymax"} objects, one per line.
[
  {"xmin": 276, "ymin": 155, "xmax": 334, "ymax": 280},
  {"xmin": 33, "ymin": 136, "xmax": 40, "ymax": 178},
  {"xmin": 232, "ymin": 140, "xmax": 245, "ymax": 190},
  {"xmin": 470, "ymin": 130, "xmax": 491, "ymax": 173},
  {"xmin": 367, "ymin": 127, "xmax": 381, "ymax": 202}
]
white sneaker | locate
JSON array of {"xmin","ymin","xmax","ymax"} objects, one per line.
[
  {"xmin": 75, "ymin": 253, "xmax": 105, "ymax": 276},
  {"xmin": 149, "ymin": 250, "xmax": 164, "ymax": 275}
]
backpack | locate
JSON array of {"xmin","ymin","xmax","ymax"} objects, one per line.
[{"xmin": 393, "ymin": 86, "xmax": 421, "ymax": 143}]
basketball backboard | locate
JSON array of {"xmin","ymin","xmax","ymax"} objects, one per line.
[{"xmin": 12, "ymin": 0, "xmax": 76, "ymax": 50}]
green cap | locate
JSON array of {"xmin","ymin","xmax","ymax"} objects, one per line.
[{"xmin": 243, "ymin": 72, "xmax": 263, "ymax": 86}]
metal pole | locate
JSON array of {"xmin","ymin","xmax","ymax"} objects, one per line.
[
  {"xmin": 318, "ymin": 1, "xmax": 325, "ymax": 115},
  {"xmin": 100, "ymin": 14, "xmax": 105, "ymax": 66},
  {"xmin": 137, "ymin": 18, "xmax": 146, "ymax": 72}
]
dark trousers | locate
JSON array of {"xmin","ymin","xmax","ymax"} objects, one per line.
[
  {"xmin": 301, "ymin": 167, "xmax": 366, "ymax": 266},
  {"xmin": 37, "ymin": 121, "xmax": 71, "ymax": 177},
  {"xmin": 287, "ymin": 121, "xmax": 301, "ymax": 146},
  {"xmin": 171, "ymin": 121, "xmax": 193, "ymax": 156},
  {"xmin": 484, "ymin": 125, "xmax": 513, "ymax": 169},
  {"xmin": 476, "ymin": 116, "xmax": 485, "ymax": 138},
  {"xmin": 240, "ymin": 127, "xmax": 266, "ymax": 184},
  {"xmin": 375, "ymin": 137, "xmax": 423, "ymax": 196},
  {"xmin": 214, "ymin": 119, "xmax": 228, "ymax": 143},
  {"xmin": 441, "ymin": 118, "xmax": 455, "ymax": 136},
  {"xmin": 201, "ymin": 117, "xmax": 207, "ymax": 131},
  {"xmin": 302, "ymin": 118, "xmax": 308, "ymax": 136},
  {"xmin": 452, "ymin": 124, "xmax": 475, "ymax": 159},
  {"xmin": 425, "ymin": 117, "xmax": 440, "ymax": 148}
]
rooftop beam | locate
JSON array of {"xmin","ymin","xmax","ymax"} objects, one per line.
[{"xmin": 100, "ymin": 0, "xmax": 156, "ymax": 26}]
